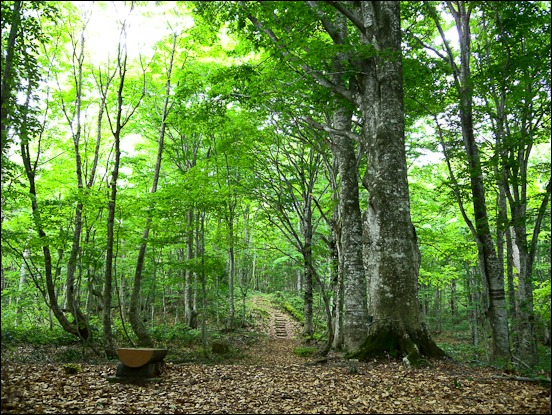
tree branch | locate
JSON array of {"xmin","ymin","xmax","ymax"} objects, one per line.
[
  {"xmin": 325, "ymin": 1, "xmax": 366, "ymax": 36},
  {"xmin": 301, "ymin": 115, "xmax": 361, "ymax": 143},
  {"xmin": 244, "ymin": 7, "xmax": 354, "ymax": 102}
]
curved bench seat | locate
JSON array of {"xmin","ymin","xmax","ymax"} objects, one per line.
[{"xmin": 116, "ymin": 348, "xmax": 168, "ymax": 368}]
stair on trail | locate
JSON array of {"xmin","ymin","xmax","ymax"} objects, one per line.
[{"xmin": 274, "ymin": 315, "xmax": 288, "ymax": 338}]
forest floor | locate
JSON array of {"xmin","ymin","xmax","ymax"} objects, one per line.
[{"xmin": 1, "ymin": 296, "xmax": 550, "ymax": 414}]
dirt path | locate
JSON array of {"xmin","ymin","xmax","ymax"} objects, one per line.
[{"xmin": 244, "ymin": 296, "xmax": 308, "ymax": 367}]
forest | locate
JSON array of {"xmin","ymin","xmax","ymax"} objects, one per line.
[{"xmin": 1, "ymin": 1, "xmax": 551, "ymax": 414}]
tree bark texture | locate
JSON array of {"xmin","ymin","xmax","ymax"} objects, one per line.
[
  {"xmin": 0, "ymin": 0, "xmax": 21, "ymax": 155},
  {"xmin": 21, "ymin": 142, "xmax": 79, "ymax": 338},
  {"xmin": 326, "ymin": 10, "xmax": 369, "ymax": 352},
  {"xmin": 19, "ymin": 85, "xmax": 85, "ymax": 341},
  {"xmin": 356, "ymin": 1, "xmax": 444, "ymax": 363},
  {"xmin": 332, "ymin": 106, "xmax": 368, "ymax": 352},
  {"xmin": 450, "ymin": 1, "xmax": 511, "ymax": 362},
  {"xmin": 103, "ymin": 133, "xmax": 120, "ymax": 357}
]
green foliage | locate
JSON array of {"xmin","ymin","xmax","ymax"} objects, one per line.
[
  {"xmin": 293, "ymin": 345, "xmax": 316, "ymax": 357},
  {"xmin": 58, "ymin": 348, "xmax": 84, "ymax": 363},
  {"xmin": 533, "ymin": 345, "xmax": 552, "ymax": 376},
  {"xmin": 270, "ymin": 291, "xmax": 304, "ymax": 323},
  {"xmin": 0, "ymin": 0, "xmax": 549, "ymax": 374},
  {"xmin": 436, "ymin": 341, "xmax": 488, "ymax": 365},
  {"xmin": 63, "ymin": 363, "xmax": 81, "ymax": 374},
  {"xmin": 1, "ymin": 325, "xmax": 78, "ymax": 346},
  {"xmin": 149, "ymin": 324, "xmax": 201, "ymax": 345},
  {"xmin": 534, "ymin": 280, "xmax": 551, "ymax": 322}
]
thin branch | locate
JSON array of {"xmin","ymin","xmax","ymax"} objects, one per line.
[{"xmin": 301, "ymin": 115, "xmax": 361, "ymax": 143}]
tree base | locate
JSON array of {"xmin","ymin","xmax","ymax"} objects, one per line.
[{"xmin": 347, "ymin": 324, "xmax": 448, "ymax": 367}]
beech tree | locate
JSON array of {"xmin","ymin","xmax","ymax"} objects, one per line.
[
  {"xmin": 404, "ymin": 0, "xmax": 551, "ymax": 366},
  {"xmin": 194, "ymin": 1, "xmax": 445, "ymax": 362},
  {"xmin": 250, "ymin": 123, "xmax": 326, "ymax": 338},
  {"xmin": 3, "ymin": 1, "xmax": 97, "ymax": 341},
  {"xmin": 100, "ymin": 5, "xmax": 146, "ymax": 356},
  {"xmin": 1, "ymin": 0, "xmax": 549, "ymax": 369},
  {"xmin": 476, "ymin": 1, "xmax": 551, "ymax": 367},
  {"xmin": 128, "ymin": 31, "xmax": 178, "ymax": 347}
]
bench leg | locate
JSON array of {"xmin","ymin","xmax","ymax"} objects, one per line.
[{"xmin": 116, "ymin": 362, "xmax": 163, "ymax": 378}]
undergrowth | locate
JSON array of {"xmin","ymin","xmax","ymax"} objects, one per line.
[{"xmin": 2, "ymin": 293, "xmax": 550, "ymax": 380}]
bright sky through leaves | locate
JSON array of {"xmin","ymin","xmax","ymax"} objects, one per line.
[{"xmin": 73, "ymin": 1, "xmax": 193, "ymax": 64}]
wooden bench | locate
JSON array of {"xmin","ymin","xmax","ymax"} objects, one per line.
[{"xmin": 115, "ymin": 348, "xmax": 168, "ymax": 380}]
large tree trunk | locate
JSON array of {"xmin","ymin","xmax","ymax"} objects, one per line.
[
  {"xmin": 332, "ymin": 106, "xmax": 368, "ymax": 352},
  {"xmin": 242, "ymin": 0, "xmax": 442, "ymax": 359},
  {"xmin": 356, "ymin": 1, "xmax": 444, "ymax": 365}
]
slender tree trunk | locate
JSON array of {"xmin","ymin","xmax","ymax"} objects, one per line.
[
  {"xmin": 62, "ymin": 25, "xmax": 93, "ymax": 341},
  {"xmin": 302, "ymin": 207, "xmax": 314, "ymax": 338},
  {"xmin": 450, "ymin": 280, "xmax": 458, "ymax": 321},
  {"xmin": 506, "ymin": 227, "xmax": 518, "ymax": 326},
  {"xmin": 465, "ymin": 264, "xmax": 478, "ymax": 345},
  {"xmin": 426, "ymin": 1, "xmax": 511, "ymax": 363},
  {"xmin": 0, "ymin": 0, "xmax": 21, "ymax": 155},
  {"xmin": 324, "ymin": 10, "xmax": 369, "ymax": 350},
  {"xmin": 19, "ymin": 85, "xmax": 82, "ymax": 340},
  {"xmin": 103, "ymin": 133, "xmax": 120, "ymax": 357},
  {"xmin": 227, "ymin": 212, "xmax": 236, "ymax": 330},
  {"xmin": 331, "ymin": 106, "xmax": 368, "ymax": 352},
  {"xmin": 325, "ymin": 156, "xmax": 344, "ymax": 350},
  {"xmin": 15, "ymin": 248, "xmax": 29, "ymax": 327},
  {"xmin": 199, "ymin": 212, "xmax": 208, "ymax": 356},
  {"xmin": 129, "ymin": 220, "xmax": 155, "ymax": 347},
  {"xmin": 433, "ymin": 288, "xmax": 442, "ymax": 333},
  {"xmin": 103, "ymin": 16, "xmax": 144, "ymax": 356},
  {"xmin": 129, "ymin": 33, "xmax": 176, "ymax": 346},
  {"xmin": 458, "ymin": 3, "xmax": 511, "ymax": 363},
  {"xmin": 185, "ymin": 209, "xmax": 197, "ymax": 328}
]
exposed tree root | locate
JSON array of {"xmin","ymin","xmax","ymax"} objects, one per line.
[{"xmin": 347, "ymin": 324, "xmax": 448, "ymax": 367}]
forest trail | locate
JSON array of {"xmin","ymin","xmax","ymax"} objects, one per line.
[
  {"xmin": 1, "ymin": 296, "xmax": 550, "ymax": 414},
  {"xmin": 2, "ymin": 311, "xmax": 550, "ymax": 415},
  {"xmin": 243, "ymin": 295, "xmax": 308, "ymax": 367}
]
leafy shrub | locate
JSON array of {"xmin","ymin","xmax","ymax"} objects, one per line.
[
  {"xmin": 293, "ymin": 346, "xmax": 316, "ymax": 357},
  {"xmin": 436, "ymin": 341, "xmax": 487, "ymax": 364},
  {"xmin": 1, "ymin": 325, "xmax": 77, "ymax": 346},
  {"xmin": 58, "ymin": 348, "xmax": 83, "ymax": 363},
  {"xmin": 149, "ymin": 324, "xmax": 201, "ymax": 344},
  {"xmin": 533, "ymin": 344, "xmax": 551, "ymax": 375},
  {"xmin": 270, "ymin": 291, "xmax": 304, "ymax": 323},
  {"xmin": 63, "ymin": 363, "xmax": 81, "ymax": 374}
]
